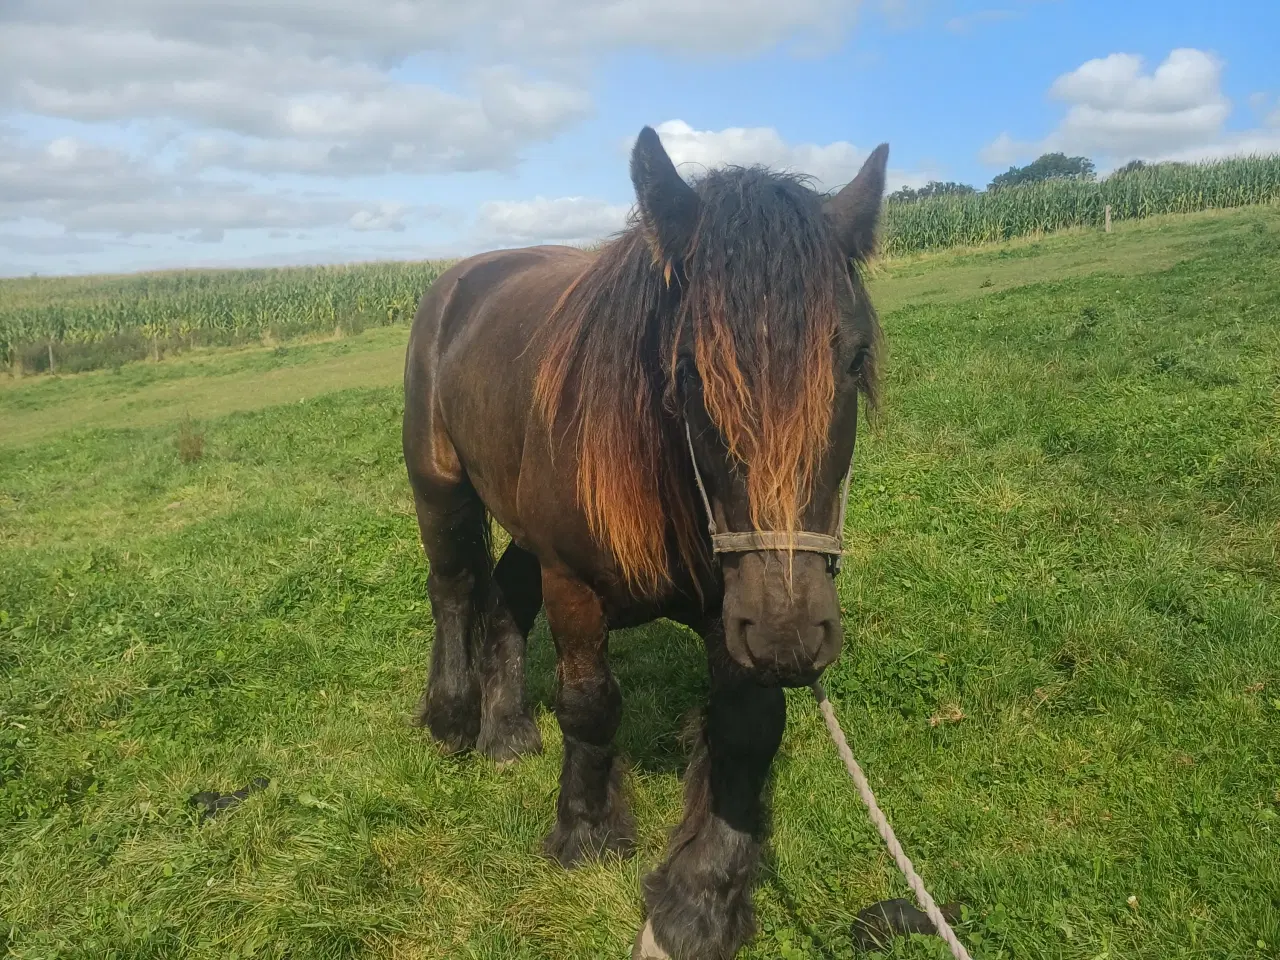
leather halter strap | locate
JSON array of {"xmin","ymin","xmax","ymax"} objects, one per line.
[{"xmin": 684, "ymin": 420, "xmax": 854, "ymax": 574}]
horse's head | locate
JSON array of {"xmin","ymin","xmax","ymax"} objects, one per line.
[{"xmin": 631, "ymin": 126, "xmax": 887, "ymax": 686}]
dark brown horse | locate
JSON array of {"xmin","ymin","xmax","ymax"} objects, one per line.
[{"xmin": 402, "ymin": 125, "xmax": 888, "ymax": 960}]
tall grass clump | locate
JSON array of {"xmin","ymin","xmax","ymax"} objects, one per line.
[
  {"xmin": 175, "ymin": 414, "xmax": 205, "ymax": 464},
  {"xmin": 882, "ymin": 154, "xmax": 1280, "ymax": 256}
]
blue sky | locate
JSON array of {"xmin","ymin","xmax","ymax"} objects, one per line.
[{"xmin": 1, "ymin": 0, "xmax": 1276, "ymax": 276}]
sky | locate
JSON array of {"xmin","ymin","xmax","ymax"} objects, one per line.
[{"xmin": 1, "ymin": 0, "xmax": 1277, "ymax": 277}]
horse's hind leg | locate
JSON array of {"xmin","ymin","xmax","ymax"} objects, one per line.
[
  {"xmin": 476, "ymin": 542, "xmax": 544, "ymax": 762},
  {"xmin": 408, "ymin": 480, "xmax": 489, "ymax": 753}
]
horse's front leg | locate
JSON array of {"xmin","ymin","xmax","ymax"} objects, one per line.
[
  {"xmin": 541, "ymin": 565, "xmax": 636, "ymax": 866},
  {"xmin": 636, "ymin": 618, "xmax": 785, "ymax": 960}
]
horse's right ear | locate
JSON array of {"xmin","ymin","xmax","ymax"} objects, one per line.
[
  {"xmin": 825, "ymin": 142, "xmax": 889, "ymax": 261},
  {"xmin": 630, "ymin": 126, "xmax": 699, "ymax": 265}
]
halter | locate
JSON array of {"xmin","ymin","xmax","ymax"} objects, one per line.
[{"xmin": 683, "ymin": 419, "xmax": 854, "ymax": 576}]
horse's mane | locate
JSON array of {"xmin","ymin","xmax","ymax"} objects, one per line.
[{"xmin": 533, "ymin": 165, "xmax": 880, "ymax": 596}]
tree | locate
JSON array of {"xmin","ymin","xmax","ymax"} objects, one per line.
[
  {"xmin": 1111, "ymin": 159, "xmax": 1147, "ymax": 177},
  {"xmin": 988, "ymin": 152, "xmax": 1096, "ymax": 190},
  {"xmin": 1108, "ymin": 158, "xmax": 1189, "ymax": 179},
  {"xmin": 887, "ymin": 180, "xmax": 977, "ymax": 203}
]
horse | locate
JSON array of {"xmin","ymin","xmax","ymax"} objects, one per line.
[{"xmin": 402, "ymin": 125, "xmax": 888, "ymax": 960}]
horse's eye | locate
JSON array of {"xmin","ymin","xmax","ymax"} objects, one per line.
[{"xmin": 849, "ymin": 347, "xmax": 869, "ymax": 373}]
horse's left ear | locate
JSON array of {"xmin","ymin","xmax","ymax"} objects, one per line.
[
  {"xmin": 825, "ymin": 143, "xmax": 889, "ymax": 261},
  {"xmin": 630, "ymin": 126, "xmax": 700, "ymax": 265}
]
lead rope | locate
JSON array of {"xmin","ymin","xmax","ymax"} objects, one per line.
[
  {"xmin": 812, "ymin": 681, "xmax": 973, "ymax": 960},
  {"xmin": 812, "ymin": 435, "xmax": 968, "ymax": 957}
]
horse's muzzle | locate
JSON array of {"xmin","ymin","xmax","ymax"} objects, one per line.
[{"xmin": 721, "ymin": 551, "xmax": 844, "ymax": 687}]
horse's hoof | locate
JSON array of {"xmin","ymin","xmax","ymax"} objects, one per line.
[
  {"xmin": 478, "ymin": 713, "xmax": 543, "ymax": 763},
  {"xmin": 412, "ymin": 687, "xmax": 480, "ymax": 754},
  {"xmin": 631, "ymin": 921, "xmax": 670, "ymax": 960},
  {"xmin": 541, "ymin": 816, "xmax": 635, "ymax": 867}
]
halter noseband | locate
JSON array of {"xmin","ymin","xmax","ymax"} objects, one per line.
[{"xmin": 683, "ymin": 420, "xmax": 854, "ymax": 575}]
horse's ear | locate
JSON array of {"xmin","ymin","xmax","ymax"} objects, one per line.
[
  {"xmin": 825, "ymin": 143, "xmax": 889, "ymax": 261},
  {"xmin": 630, "ymin": 126, "xmax": 699, "ymax": 264}
]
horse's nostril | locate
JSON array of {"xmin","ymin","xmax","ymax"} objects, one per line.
[
  {"xmin": 806, "ymin": 623, "xmax": 828, "ymax": 658},
  {"xmin": 821, "ymin": 618, "xmax": 840, "ymax": 644},
  {"xmin": 814, "ymin": 618, "xmax": 843, "ymax": 666},
  {"xmin": 724, "ymin": 616, "xmax": 756, "ymax": 668}
]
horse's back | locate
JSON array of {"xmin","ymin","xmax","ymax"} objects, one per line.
[
  {"xmin": 403, "ymin": 244, "xmax": 592, "ymax": 528},
  {"xmin": 416, "ymin": 245, "xmax": 588, "ymax": 353}
]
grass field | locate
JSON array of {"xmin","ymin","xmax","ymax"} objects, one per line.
[{"xmin": 2, "ymin": 205, "xmax": 1279, "ymax": 959}]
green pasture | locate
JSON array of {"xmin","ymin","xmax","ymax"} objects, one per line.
[{"xmin": 2, "ymin": 205, "xmax": 1278, "ymax": 959}]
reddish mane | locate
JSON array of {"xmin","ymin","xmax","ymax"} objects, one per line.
[{"xmin": 533, "ymin": 166, "xmax": 879, "ymax": 596}]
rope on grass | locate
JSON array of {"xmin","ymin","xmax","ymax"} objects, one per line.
[{"xmin": 811, "ymin": 681, "xmax": 973, "ymax": 960}]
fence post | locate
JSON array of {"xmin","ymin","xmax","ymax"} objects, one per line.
[{"xmin": 1105, "ymin": 204, "xmax": 1112, "ymax": 233}]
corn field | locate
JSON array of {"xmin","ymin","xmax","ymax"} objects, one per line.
[
  {"xmin": 881, "ymin": 154, "xmax": 1280, "ymax": 256},
  {"xmin": 1, "ymin": 260, "xmax": 453, "ymax": 374},
  {"xmin": 3, "ymin": 154, "xmax": 1279, "ymax": 375}
]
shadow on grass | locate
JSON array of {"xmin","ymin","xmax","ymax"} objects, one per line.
[
  {"xmin": 760, "ymin": 846, "xmax": 847, "ymax": 960},
  {"xmin": 525, "ymin": 614, "xmax": 709, "ymax": 776}
]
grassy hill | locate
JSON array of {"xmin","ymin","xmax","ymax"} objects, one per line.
[{"xmin": 2, "ymin": 205, "xmax": 1278, "ymax": 959}]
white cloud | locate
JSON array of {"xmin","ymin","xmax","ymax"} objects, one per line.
[
  {"xmin": 0, "ymin": 2, "xmax": 899, "ymax": 180},
  {"xmin": 0, "ymin": 0, "xmax": 878, "ymax": 169},
  {"xmin": 0, "ymin": 133, "xmax": 430, "ymax": 238},
  {"xmin": 348, "ymin": 204, "xmax": 412, "ymax": 233},
  {"xmin": 0, "ymin": 232, "xmax": 112, "ymax": 256},
  {"xmin": 0, "ymin": 24, "xmax": 591, "ymax": 178},
  {"xmin": 470, "ymin": 118, "xmax": 943, "ymax": 249},
  {"xmin": 0, "ymin": 0, "xmax": 915, "ymax": 270},
  {"xmin": 475, "ymin": 196, "xmax": 631, "ymax": 246},
  {"xmin": 978, "ymin": 133, "xmax": 1024, "ymax": 167},
  {"xmin": 1046, "ymin": 49, "xmax": 1229, "ymax": 157},
  {"xmin": 4, "ymin": 0, "xmax": 873, "ymax": 63},
  {"xmin": 652, "ymin": 120, "xmax": 932, "ymax": 193},
  {"xmin": 1154, "ymin": 126, "xmax": 1280, "ymax": 165},
  {"xmin": 1047, "ymin": 49, "xmax": 1224, "ymax": 115},
  {"xmin": 981, "ymin": 48, "xmax": 1280, "ymax": 170},
  {"xmin": 513, "ymin": 0, "xmax": 863, "ymax": 58}
]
